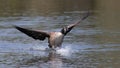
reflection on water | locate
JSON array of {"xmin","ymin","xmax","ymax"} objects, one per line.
[
  {"xmin": 17, "ymin": 51, "xmax": 63, "ymax": 68},
  {"xmin": 0, "ymin": 0, "xmax": 92, "ymax": 16}
]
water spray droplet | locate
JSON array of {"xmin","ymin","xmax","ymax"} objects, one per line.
[{"xmin": 56, "ymin": 46, "xmax": 72, "ymax": 56}]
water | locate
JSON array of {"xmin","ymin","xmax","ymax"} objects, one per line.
[
  {"xmin": 0, "ymin": 0, "xmax": 120, "ymax": 68},
  {"xmin": 0, "ymin": 12, "xmax": 119, "ymax": 68}
]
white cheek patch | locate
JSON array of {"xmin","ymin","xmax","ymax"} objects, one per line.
[{"xmin": 64, "ymin": 27, "xmax": 68, "ymax": 33}]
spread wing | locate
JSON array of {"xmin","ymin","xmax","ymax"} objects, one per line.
[
  {"xmin": 61, "ymin": 13, "xmax": 89, "ymax": 35},
  {"xmin": 14, "ymin": 26, "xmax": 50, "ymax": 41}
]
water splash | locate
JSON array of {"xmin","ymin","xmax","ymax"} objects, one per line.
[
  {"xmin": 56, "ymin": 46, "xmax": 73, "ymax": 56},
  {"xmin": 32, "ymin": 44, "xmax": 74, "ymax": 56}
]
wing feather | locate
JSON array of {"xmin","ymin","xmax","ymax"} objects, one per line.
[
  {"xmin": 14, "ymin": 26, "xmax": 50, "ymax": 41},
  {"xmin": 61, "ymin": 12, "xmax": 89, "ymax": 35}
]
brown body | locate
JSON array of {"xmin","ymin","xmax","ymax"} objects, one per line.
[
  {"xmin": 48, "ymin": 32, "xmax": 64, "ymax": 48},
  {"xmin": 14, "ymin": 13, "xmax": 89, "ymax": 49}
]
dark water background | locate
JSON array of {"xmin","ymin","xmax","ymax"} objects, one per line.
[{"xmin": 0, "ymin": 0, "xmax": 120, "ymax": 68}]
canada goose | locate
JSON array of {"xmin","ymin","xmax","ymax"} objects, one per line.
[{"xmin": 14, "ymin": 13, "xmax": 89, "ymax": 49}]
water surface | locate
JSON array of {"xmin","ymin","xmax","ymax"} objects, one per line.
[
  {"xmin": 0, "ymin": 12, "xmax": 120, "ymax": 68},
  {"xmin": 0, "ymin": 0, "xmax": 120, "ymax": 68}
]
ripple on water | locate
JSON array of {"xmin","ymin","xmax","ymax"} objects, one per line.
[{"xmin": 0, "ymin": 15, "xmax": 120, "ymax": 68}]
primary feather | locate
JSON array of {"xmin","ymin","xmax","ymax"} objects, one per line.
[{"xmin": 14, "ymin": 26, "xmax": 50, "ymax": 40}]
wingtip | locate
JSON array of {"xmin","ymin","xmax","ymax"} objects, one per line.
[
  {"xmin": 81, "ymin": 11, "xmax": 90, "ymax": 20},
  {"xmin": 13, "ymin": 25, "xmax": 25, "ymax": 31},
  {"xmin": 12, "ymin": 25, "xmax": 19, "ymax": 28},
  {"xmin": 13, "ymin": 25, "xmax": 24, "ymax": 29}
]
